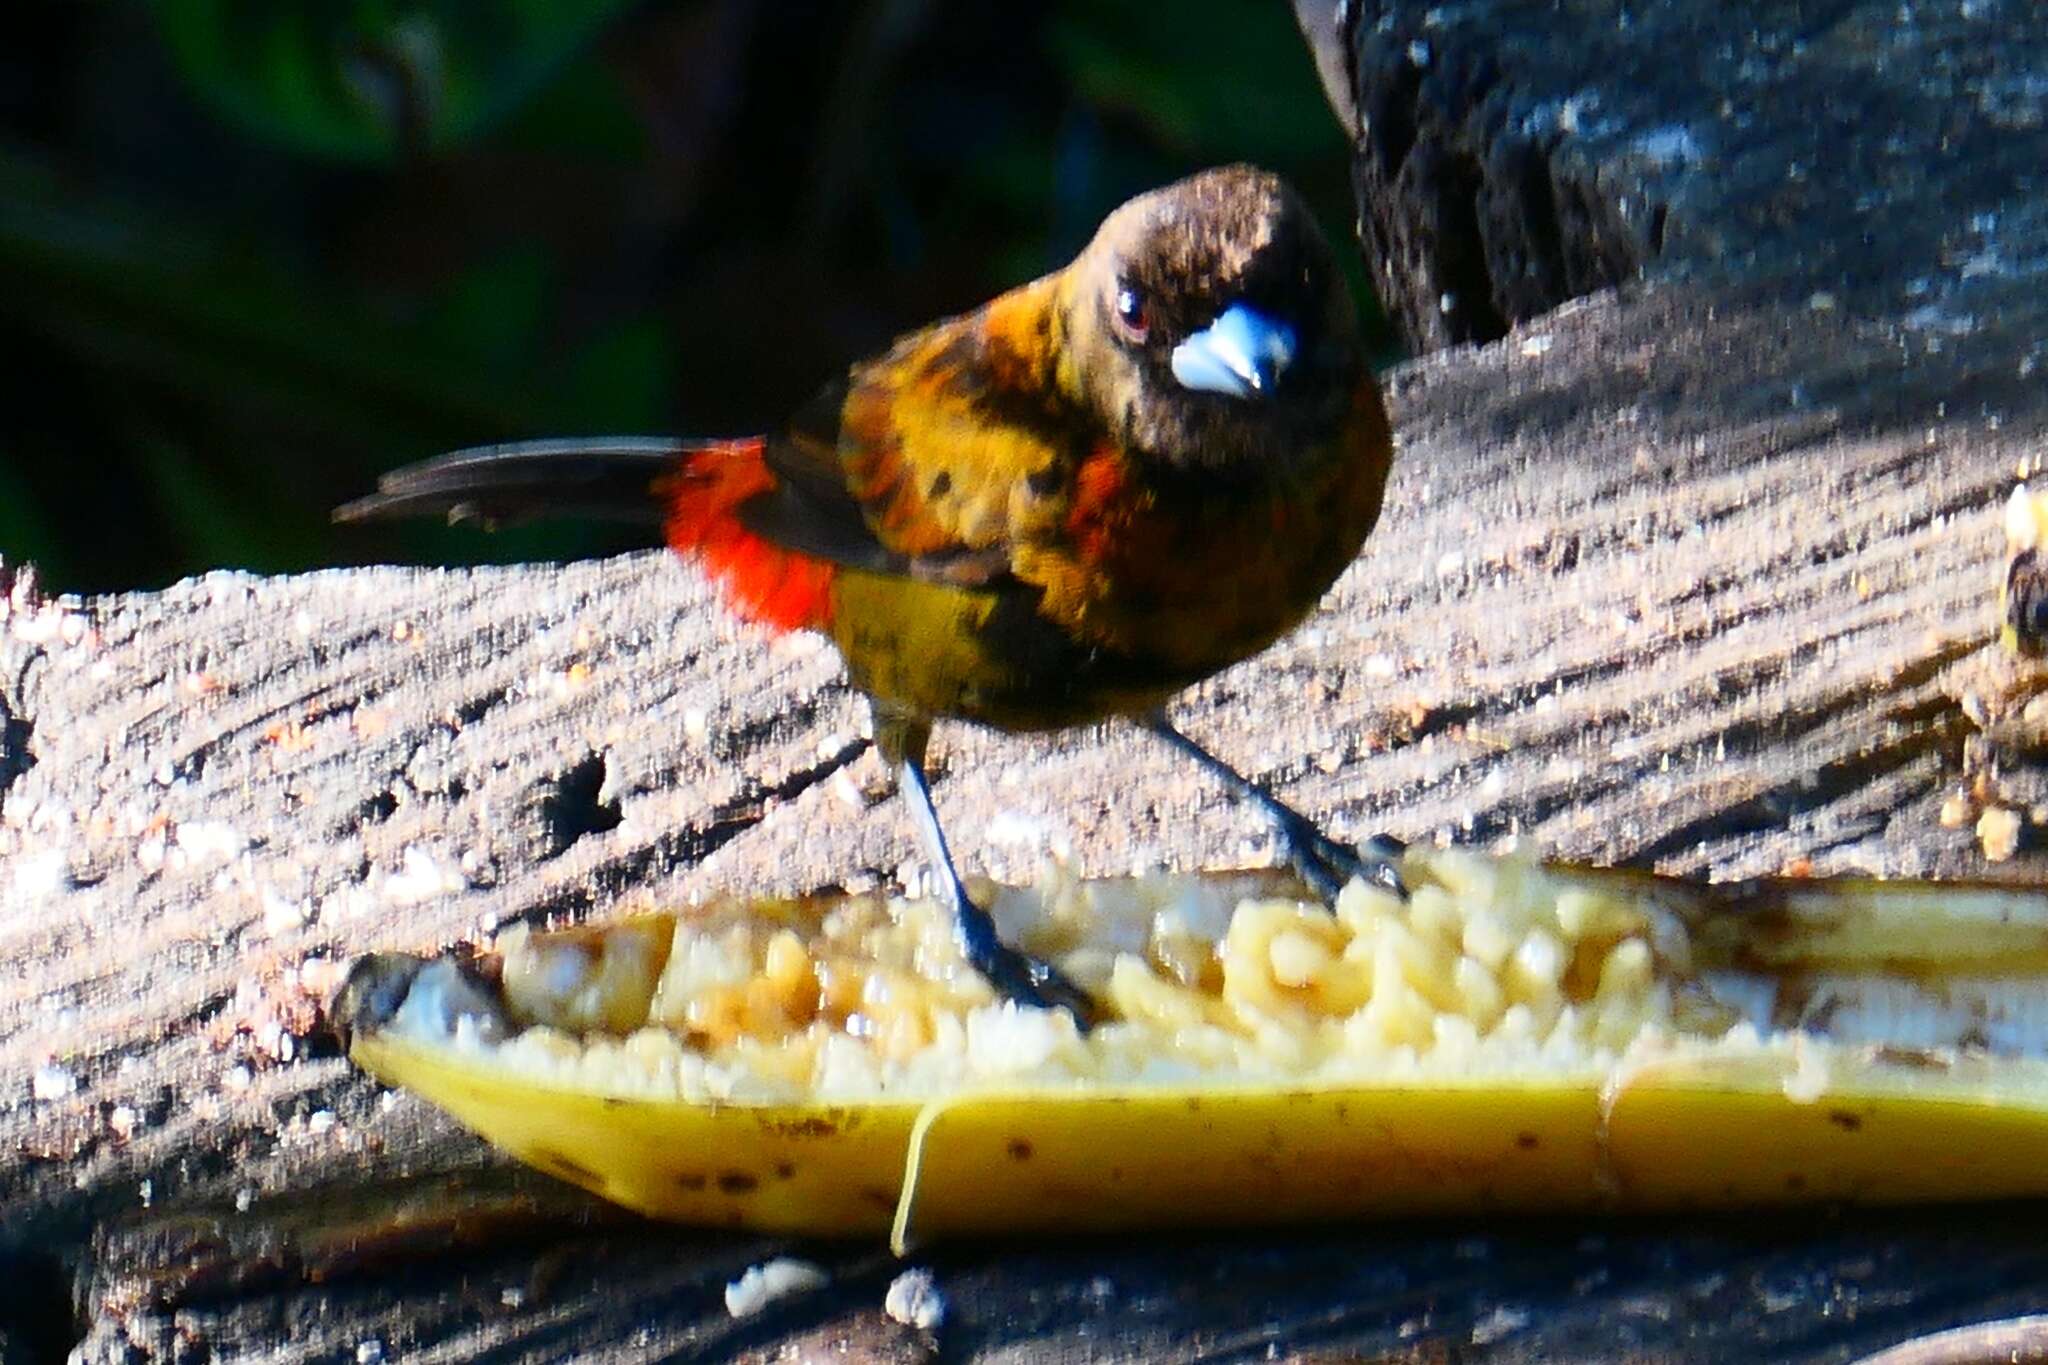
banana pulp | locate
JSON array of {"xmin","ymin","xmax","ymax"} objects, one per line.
[{"xmin": 339, "ymin": 849, "xmax": 2048, "ymax": 1245}]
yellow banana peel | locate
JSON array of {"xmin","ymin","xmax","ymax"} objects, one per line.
[{"xmin": 337, "ymin": 850, "xmax": 2048, "ymax": 1248}]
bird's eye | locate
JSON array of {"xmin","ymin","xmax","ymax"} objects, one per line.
[{"xmin": 1113, "ymin": 281, "xmax": 1150, "ymax": 342}]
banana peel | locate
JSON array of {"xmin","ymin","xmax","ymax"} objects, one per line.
[{"xmin": 336, "ymin": 853, "xmax": 2048, "ymax": 1248}]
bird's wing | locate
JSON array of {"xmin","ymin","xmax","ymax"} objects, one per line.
[
  {"xmin": 730, "ymin": 378, "xmax": 905, "ymax": 575},
  {"xmin": 740, "ymin": 279, "xmax": 1078, "ymax": 589}
]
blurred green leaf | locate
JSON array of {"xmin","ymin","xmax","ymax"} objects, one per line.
[
  {"xmin": 0, "ymin": 150, "xmax": 562, "ymax": 440},
  {"xmin": 430, "ymin": 247, "xmax": 552, "ymax": 376},
  {"xmin": 561, "ymin": 318, "xmax": 671, "ymax": 430},
  {"xmin": 497, "ymin": 54, "xmax": 645, "ymax": 159},
  {"xmin": 0, "ymin": 145, "xmax": 633, "ymax": 586},
  {"xmin": 0, "ymin": 458, "xmax": 55, "ymax": 569},
  {"xmin": 154, "ymin": 0, "xmax": 638, "ymax": 161},
  {"xmin": 1047, "ymin": 0, "xmax": 1341, "ymax": 161},
  {"xmin": 138, "ymin": 435, "xmax": 275, "ymax": 572}
]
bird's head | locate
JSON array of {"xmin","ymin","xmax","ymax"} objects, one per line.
[{"xmin": 1064, "ymin": 165, "xmax": 1364, "ymax": 475}]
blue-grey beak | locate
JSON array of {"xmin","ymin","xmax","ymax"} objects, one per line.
[{"xmin": 1169, "ymin": 301, "xmax": 1298, "ymax": 400}]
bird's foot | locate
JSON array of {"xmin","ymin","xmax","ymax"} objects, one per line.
[
  {"xmin": 949, "ymin": 888, "xmax": 1101, "ymax": 1031},
  {"xmin": 972, "ymin": 935, "xmax": 1103, "ymax": 1032},
  {"xmin": 1137, "ymin": 714, "xmax": 1408, "ymax": 907},
  {"xmin": 1273, "ymin": 817, "xmax": 1408, "ymax": 904}
]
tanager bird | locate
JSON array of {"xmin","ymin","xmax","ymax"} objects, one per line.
[{"xmin": 338, "ymin": 165, "xmax": 1400, "ymax": 1024}]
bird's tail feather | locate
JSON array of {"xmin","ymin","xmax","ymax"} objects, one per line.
[
  {"xmin": 337, "ymin": 436, "xmax": 837, "ymax": 632},
  {"xmin": 333, "ymin": 437, "xmax": 684, "ymax": 528}
]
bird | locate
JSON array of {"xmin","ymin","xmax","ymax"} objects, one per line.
[{"xmin": 337, "ymin": 164, "xmax": 1402, "ymax": 1027}]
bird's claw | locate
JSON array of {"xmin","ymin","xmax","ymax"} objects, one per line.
[
  {"xmin": 1357, "ymin": 832, "xmax": 1410, "ymax": 900},
  {"xmin": 1276, "ymin": 818, "xmax": 1408, "ymax": 904},
  {"xmin": 973, "ymin": 938, "xmax": 1102, "ymax": 1032},
  {"xmin": 946, "ymin": 882, "xmax": 1101, "ymax": 1031}
]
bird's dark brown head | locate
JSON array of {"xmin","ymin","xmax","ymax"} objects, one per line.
[{"xmin": 1064, "ymin": 165, "xmax": 1363, "ymax": 475}]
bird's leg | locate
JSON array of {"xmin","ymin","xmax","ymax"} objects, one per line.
[
  {"xmin": 1142, "ymin": 712, "xmax": 1407, "ymax": 903},
  {"xmin": 873, "ymin": 705, "xmax": 1099, "ymax": 1028}
]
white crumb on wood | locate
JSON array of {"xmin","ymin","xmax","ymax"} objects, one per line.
[
  {"xmin": 884, "ymin": 1267, "xmax": 946, "ymax": 1331},
  {"xmin": 724, "ymin": 1258, "xmax": 830, "ymax": 1319}
]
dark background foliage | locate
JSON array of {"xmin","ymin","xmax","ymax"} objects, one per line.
[{"xmin": 0, "ymin": 0, "xmax": 1388, "ymax": 593}]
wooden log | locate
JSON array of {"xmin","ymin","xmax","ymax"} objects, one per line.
[{"xmin": 8, "ymin": 0, "xmax": 2048, "ymax": 1358}]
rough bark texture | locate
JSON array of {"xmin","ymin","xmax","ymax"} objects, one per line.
[
  {"xmin": 8, "ymin": 1, "xmax": 2048, "ymax": 1360},
  {"xmin": 1311, "ymin": 0, "xmax": 2047, "ymax": 358}
]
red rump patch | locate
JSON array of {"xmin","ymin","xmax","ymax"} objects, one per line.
[{"xmin": 654, "ymin": 438, "xmax": 837, "ymax": 631}]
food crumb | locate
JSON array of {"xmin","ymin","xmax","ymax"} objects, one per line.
[
  {"xmin": 31, "ymin": 1062, "xmax": 77, "ymax": 1101},
  {"xmin": 1978, "ymin": 805, "xmax": 2023, "ymax": 861},
  {"xmin": 1782, "ymin": 1038, "xmax": 1832, "ymax": 1104},
  {"xmin": 884, "ymin": 1267, "xmax": 946, "ymax": 1331},
  {"xmin": 385, "ymin": 846, "xmax": 466, "ymax": 905},
  {"xmin": 724, "ymin": 1258, "xmax": 829, "ymax": 1318}
]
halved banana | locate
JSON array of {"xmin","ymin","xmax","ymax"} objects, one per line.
[{"xmin": 337, "ymin": 849, "xmax": 2048, "ymax": 1248}]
